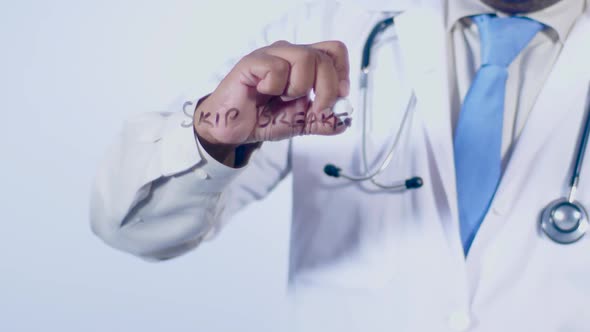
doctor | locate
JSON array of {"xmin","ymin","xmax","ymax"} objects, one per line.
[{"xmin": 91, "ymin": 0, "xmax": 590, "ymax": 331}]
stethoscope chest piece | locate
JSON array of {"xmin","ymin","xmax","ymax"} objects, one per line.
[{"xmin": 541, "ymin": 198, "xmax": 589, "ymax": 244}]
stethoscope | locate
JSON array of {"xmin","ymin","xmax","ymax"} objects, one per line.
[
  {"xmin": 323, "ymin": 15, "xmax": 590, "ymax": 244},
  {"xmin": 324, "ymin": 16, "xmax": 424, "ymax": 191}
]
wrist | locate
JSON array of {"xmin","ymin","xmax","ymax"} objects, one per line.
[
  {"xmin": 191, "ymin": 94, "xmax": 236, "ymax": 166},
  {"xmin": 194, "ymin": 129, "xmax": 239, "ymax": 167},
  {"xmin": 192, "ymin": 93, "xmax": 261, "ymax": 167}
]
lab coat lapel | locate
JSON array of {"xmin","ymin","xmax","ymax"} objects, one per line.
[
  {"xmin": 467, "ymin": 10, "xmax": 590, "ymax": 265},
  {"xmin": 395, "ymin": 5, "xmax": 460, "ymax": 246}
]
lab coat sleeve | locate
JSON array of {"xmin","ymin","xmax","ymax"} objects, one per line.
[{"xmin": 89, "ymin": 3, "xmax": 318, "ymax": 261}]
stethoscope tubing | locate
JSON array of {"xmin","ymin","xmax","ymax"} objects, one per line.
[
  {"xmin": 332, "ymin": 15, "xmax": 422, "ymax": 191},
  {"xmin": 568, "ymin": 85, "xmax": 590, "ymax": 202}
]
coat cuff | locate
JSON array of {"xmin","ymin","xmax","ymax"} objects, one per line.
[{"xmin": 158, "ymin": 108, "xmax": 246, "ymax": 192}]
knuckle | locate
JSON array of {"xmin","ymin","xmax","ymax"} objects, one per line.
[
  {"xmin": 313, "ymin": 50, "xmax": 325, "ymax": 65},
  {"xmin": 238, "ymin": 53, "xmax": 257, "ymax": 67},
  {"xmin": 331, "ymin": 40, "xmax": 349, "ymax": 55},
  {"xmin": 299, "ymin": 49, "xmax": 318, "ymax": 67},
  {"xmin": 318, "ymin": 50, "xmax": 334, "ymax": 65},
  {"xmin": 271, "ymin": 40, "xmax": 291, "ymax": 47},
  {"xmin": 247, "ymin": 45, "xmax": 266, "ymax": 57},
  {"xmin": 236, "ymin": 55, "xmax": 249, "ymax": 66},
  {"xmin": 271, "ymin": 58, "xmax": 290, "ymax": 74}
]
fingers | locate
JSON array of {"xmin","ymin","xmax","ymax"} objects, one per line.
[
  {"xmin": 214, "ymin": 40, "xmax": 352, "ymax": 145},
  {"xmin": 251, "ymin": 97, "xmax": 352, "ymax": 142},
  {"xmin": 309, "ymin": 41, "xmax": 350, "ymax": 97},
  {"xmin": 305, "ymin": 107, "xmax": 352, "ymax": 136},
  {"xmin": 263, "ymin": 43, "xmax": 316, "ymax": 99},
  {"xmin": 261, "ymin": 40, "xmax": 349, "ymax": 111},
  {"xmin": 237, "ymin": 53, "xmax": 291, "ymax": 96},
  {"xmin": 305, "ymin": 97, "xmax": 353, "ymax": 136},
  {"xmin": 311, "ymin": 51, "xmax": 340, "ymax": 113},
  {"xmin": 252, "ymin": 97, "xmax": 310, "ymax": 142}
]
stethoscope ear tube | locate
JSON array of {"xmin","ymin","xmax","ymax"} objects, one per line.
[{"xmin": 361, "ymin": 17, "xmax": 395, "ymax": 73}]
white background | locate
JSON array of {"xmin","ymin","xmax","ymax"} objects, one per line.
[{"xmin": 0, "ymin": 1, "xmax": 300, "ymax": 331}]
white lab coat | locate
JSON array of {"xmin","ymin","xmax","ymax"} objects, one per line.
[{"xmin": 90, "ymin": 0, "xmax": 590, "ymax": 331}]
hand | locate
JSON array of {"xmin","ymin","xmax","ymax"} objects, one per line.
[{"xmin": 193, "ymin": 40, "xmax": 352, "ymax": 162}]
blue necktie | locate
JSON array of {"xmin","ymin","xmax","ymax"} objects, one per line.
[{"xmin": 454, "ymin": 14, "xmax": 543, "ymax": 255}]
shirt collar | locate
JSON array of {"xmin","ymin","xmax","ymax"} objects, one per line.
[
  {"xmin": 340, "ymin": 0, "xmax": 414, "ymax": 12},
  {"xmin": 446, "ymin": 0, "xmax": 587, "ymax": 42}
]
